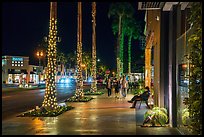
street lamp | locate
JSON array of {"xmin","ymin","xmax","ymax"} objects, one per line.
[
  {"xmin": 81, "ymin": 64, "xmax": 87, "ymax": 81},
  {"xmin": 36, "ymin": 51, "xmax": 43, "ymax": 84}
]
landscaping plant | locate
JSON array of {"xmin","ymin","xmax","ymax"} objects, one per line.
[{"xmin": 143, "ymin": 107, "xmax": 168, "ymax": 126}]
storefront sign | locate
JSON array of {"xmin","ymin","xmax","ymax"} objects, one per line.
[{"xmin": 12, "ymin": 57, "xmax": 23, "ymax": 61}]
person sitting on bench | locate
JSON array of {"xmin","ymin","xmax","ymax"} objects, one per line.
[{"xmin": 128, "ymin": 86, "xmax": 151, "ymax": 108}]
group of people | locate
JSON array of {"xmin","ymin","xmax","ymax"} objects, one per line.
[
  {"xmin": 106, "ymin": 76, "xmax": 151, "ymax": 108},
  {"xmin": 106, "ymin": 75, "xmax": 128, "ymax": 98}
]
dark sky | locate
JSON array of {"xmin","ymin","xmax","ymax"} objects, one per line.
[{"xmin": 2, "ymin": 2, "xmax": 145, "ymax": 70}]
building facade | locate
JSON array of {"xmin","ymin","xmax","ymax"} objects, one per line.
[
  {"xmin": 2, "ymin": 55, "xmax": 43, "ymax": 84},
  {"xmin": 138, "ymin": 2, "xmax": 196, "ymax": 134}
]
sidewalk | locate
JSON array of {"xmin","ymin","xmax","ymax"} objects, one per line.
[{"xmin": 2, "ymin": 89, "xmax": 181, "ymax": 135}]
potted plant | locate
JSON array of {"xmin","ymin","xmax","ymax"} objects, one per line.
[
  {"xmin": 182, "ymin": 108, "xmax": 190, "ymax": 126},
  {"xmin": 143, "ymin": 107, "xmax": 168, "ymax": 127}
]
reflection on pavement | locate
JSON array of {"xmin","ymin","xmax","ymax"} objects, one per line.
[{"xmin": 32, "ymin": 117, "xmax": 58, "ymax": 135}]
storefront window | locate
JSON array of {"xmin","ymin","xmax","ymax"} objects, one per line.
[{"xmin": 176, "ymin": 26, "xmax": 193, "ymax": 134}]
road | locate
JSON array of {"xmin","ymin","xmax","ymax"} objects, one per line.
[{"xmin": 2, "ymin": 84, "xmax": 92, "ymax": 121}]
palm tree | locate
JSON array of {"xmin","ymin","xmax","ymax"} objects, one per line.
[
  {"xmin": 97, "ymin": 64, "xmax": 107, "ymax": 78},
  {"xmin": 108, "ymin": 2, "xmax": 134, "ymax": 76},
  {"xmin": 75, "ymin": 2, "xmax": 84, "ymax": 99},
  {"xmin": 82, "ymin": 51, "xmax": 92, "ymax": 81},
  {"xmin": 56, "ymin": 51, "xmax": 67, "ymax": 76},
  {"xmin": 41, "ymin": 2, "xmax": 58, "ymax": 111},
  {"xmin": 124, "ymin": 17, "xmax": 142, "ymax": 74},
  {"xmin": 90, "ymin": 2, "xmax": 97, "ymax": 92},
  {"xmin": 67, "ymin": 52, "xmax": 76, "ymax": 69}
]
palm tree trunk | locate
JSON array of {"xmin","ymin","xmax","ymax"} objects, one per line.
[
  {"xmin": 128, "ymin": 33, "xmax": 132, "ymax": 74},
  {"xmin": 42, "ymin": 2, "xmax": 58, "ymax": 110},
  {"xmin": 90, "ymin": 2, "xmax": 97, "ymax": 92},
  {"xmin": 75, "ymin": 2, "xmax": 84, "ymax": 99},
  {"xmin": 117, "ymin": 15, "xmax": 122, "ymax": 77},
  {"xmin": 120, "ymin": 27, "xmax": 125, "ymax": 74}
]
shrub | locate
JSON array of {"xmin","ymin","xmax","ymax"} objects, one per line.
[
  {"xmin": 143, "ymin": 107, "xmax": 168, "ymax": 126},
  {"xmin": 133, "ymin": 89, "xmax": 144, "ymax": 95},
  {"xmin": 182, "ymin": 108, "xmax": 190, "ymax": 126}
]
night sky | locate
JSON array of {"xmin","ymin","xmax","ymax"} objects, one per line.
[{"xmin": 2, "ymin": 2, "xmax": 145, "ymax": 70}]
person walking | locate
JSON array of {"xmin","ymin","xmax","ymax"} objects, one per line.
[
  {"xmin": 114, "ymin": 78, "xmax": 120, "ymax": 99},
  {"xmin": 121, "ymin": 75, "xmax": 128, "ymax": 97},
  {"xmin": 118, "ymin": 77, "xmax": 123, "ymax": 98},
  {"xmin": 106, "ymin": 77, "xmax": 112, "ymax": 97}
]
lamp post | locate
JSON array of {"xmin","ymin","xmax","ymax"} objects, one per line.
[
  {"xmin": 81, "ymin": 64, "xmax": 87, "ymax": 82},
  {"xmin": 36, "ymin": 51, "xmax": 43, "ymax": 84}
]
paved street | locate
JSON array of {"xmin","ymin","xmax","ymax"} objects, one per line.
[
  {"xmin": 2, "ymin": 89, "xmax": 182, "ymax": 135},
  {"xmin": 2, "ymin": 84, "xmax": 89, "ymax": 120}
]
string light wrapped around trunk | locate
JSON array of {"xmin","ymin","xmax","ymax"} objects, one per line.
[
  {"xmin": 75, "ymin": 2, "xmax": 84, "ymax": 99},
  {"xmin": 42, "ymin": 2, "xmax": 58, "ymax": 110},
  {"xmin": 90, "ymin": 2, "xmax": 97, "ymax": 93}
]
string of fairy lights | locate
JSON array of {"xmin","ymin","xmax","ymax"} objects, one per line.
[
  {"xmin": 90, "ymin": 2, "xmax": 97, "ymax": 93},
  {"xmin": 120, "ymin": 30, "xmax": 124, "ymax": 75},
  {"xmin": 42, "ymin": 2, "xmax": 58, "ymax": 110},
  {"xmin": 128, "ymin": 35, "xmax": 131, "ymax": 74},
  {"xmin": 75, "ymin": 2, "xmax": 84, "ymax": 99}
]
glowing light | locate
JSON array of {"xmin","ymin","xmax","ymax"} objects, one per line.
[
  {"xmin": 61, "ymin": 79, "xmax": 65, "ymax": 83},
  {"xmin": 42, "ymin": 2, "xmax": 59, "ymax": 110},
  {"xmin": 65, "ymin": 79, "xmax": 69, "ymax": 83},
  {"xmin": 75, "ymin": 2, "xmax": 84, "ymax": 98},
  {"xmin": 88, "ymin": 77, "xmax": 93, "ymax": 83},
  {"xmin": 90, "ymin": 2, "xmax": 97, "ymax": 93}
]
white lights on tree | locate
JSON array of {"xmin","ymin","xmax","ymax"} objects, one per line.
[
  {"xmin": 90, "ymin": 2, "xmax": 97, "ymax": 93},
  {"xmin": 75, "ymin": 2, "xmax": 84, "ymax": 99},
  {"xmin": 42, "ymin": 2, "xmax": 58, "ymax": 110}
]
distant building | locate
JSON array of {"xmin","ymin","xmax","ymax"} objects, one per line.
[{"xmin": 2, "ymin": 55, "xmax": 43, "ymax": 84}]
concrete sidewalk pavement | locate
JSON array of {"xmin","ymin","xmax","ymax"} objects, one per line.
[{"xmin": 2, "ymin": 89, "xmax": 182, "ymax": 135}]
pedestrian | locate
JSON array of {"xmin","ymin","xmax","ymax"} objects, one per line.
[
  {"xmin": 114, "ymin": 78, "xmax": 120, "ymax": 99},
  {"xmin": 106, "ymin": 77, "xmax": 112, "ymax": 97},
  {"xmin": 128, "ymin": 86, "xmax": 151, "ymax": 108},
  {"xmin": 118, "ymin": 76, "xmax": 123, "ymax": 98},
  {"xmin": 121, "ymin": 75, "xmax": 128, "ymax": 97}
]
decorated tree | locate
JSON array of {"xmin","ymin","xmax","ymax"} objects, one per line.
[
  {"xmin": 123, "ymin": 17, "xmax": 142, "ymax": 74},
  {"xmin": 42, "ymin": 2, "xmax": 58, "ymax": 111},
  {"xmin": 108, "ymin": 2, "xmax": 134, "ymax": 76},
  {"xmin": 56, "ymin": 51, "xmax": 67, "ymax": 76},
  {"xmin": 90, "ymin": 2, "xmax": 97, "ymax": 92},
  {"xmin": 75, "ymin": 2, "xmax": 84, "ymax": 99},
  {"xmin": 67, "ymin": 52, "xmax": 76, "ymax": 69}
]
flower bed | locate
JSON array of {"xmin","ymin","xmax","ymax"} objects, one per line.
[
  {"xmin": 17, "ymin": 105, "xmax": 74, "ymax": 117},
  {"xmin": 65, "ymin": 96, "xmax": 93, "ymax": 102}
]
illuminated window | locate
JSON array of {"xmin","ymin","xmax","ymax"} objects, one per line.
[
  {"xmin": 18, "ymin": 64, "xmax": 20, "ymax": 66},
  {"xmin": 21, "ymin": 64, "xmax": 23, "ymax": 66},
  {"xmin": 12, "ymin": 64, "xmax": 14, "ymax": 66},
  {"xmin": 15, "ymin": 64, "xmax": 17, "ymax": 66},
  {"xmin": 12, "ymin": 61, "xmax": 14, "ymax": 63}
]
